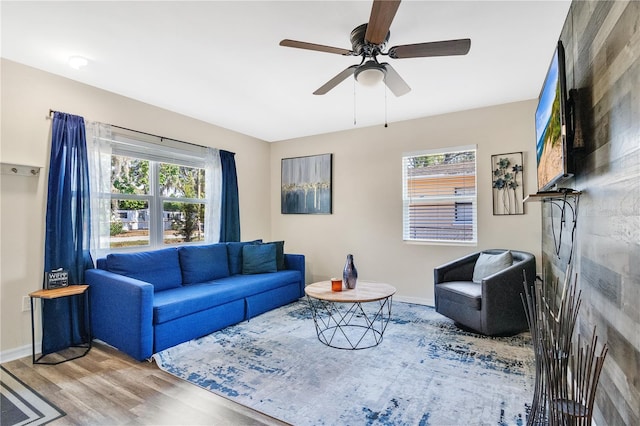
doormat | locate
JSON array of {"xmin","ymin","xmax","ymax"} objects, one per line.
[{"xmin": 1, "ymin": 366, "xmax": 65, "ymax": 426}]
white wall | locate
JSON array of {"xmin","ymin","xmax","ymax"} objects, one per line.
[
  {"xmin": 0, "ymin": 59, "xmax": 271, "ymax": 357},
  {"xmin": 270, "ymin": 100, "xmax": 542, "ymax": 304}
]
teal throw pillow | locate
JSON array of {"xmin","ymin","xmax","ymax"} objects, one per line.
[
  {"xmin": 472, "ymin": 251, "xmax": 513, "ymax": 283},
  {"xmin": 242, "ymin": 243, "xmax": 277, "ymax": 274},
  {"xmin": 226, "ymin": 240, "xmax": 262, "ymax": 275}
]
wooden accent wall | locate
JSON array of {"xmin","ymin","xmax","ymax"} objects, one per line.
[{"xmin": 542, "ymin": 1, "xmax": 639, "ymax": 424}]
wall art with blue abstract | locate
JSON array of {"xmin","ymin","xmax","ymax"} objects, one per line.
[{"xmin": 281, "ymin": 153, "xmax": 332, "ymax": 214}]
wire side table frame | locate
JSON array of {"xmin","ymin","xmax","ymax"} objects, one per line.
[
  {"xmin": 29, "ymin": 285, "xmax": 92, "ymax": 365},
  {"xmin": 305, "ymin": 281, "xmax": 396, "ymax": 350}
]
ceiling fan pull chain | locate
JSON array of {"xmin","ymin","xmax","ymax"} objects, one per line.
[
  {"xmin": 353, "ymin": 78, "xmax": 357, "ymax": 126},
  {"xmin": 384, "ymin": 84, "xmax": 388, "ymax": 128}
]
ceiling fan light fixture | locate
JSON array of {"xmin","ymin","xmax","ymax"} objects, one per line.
[
  {"xmin": 354, "ymin": 61, "xmax": 386, "ymax": 86},
  {"xmin": 68, "ymin": 56, "xmax": 88, "ymax": 70}
]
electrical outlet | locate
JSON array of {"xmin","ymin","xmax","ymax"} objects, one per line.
[{"xmin": 22, "ymin": 296, "xmax": 31, "ymax": 312}]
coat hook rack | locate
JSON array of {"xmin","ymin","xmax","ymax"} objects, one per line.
[{"xmin": 1, "ymin": 162, "xmax": 42, "ymax": 177}]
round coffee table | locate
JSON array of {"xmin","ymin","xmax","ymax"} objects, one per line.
[{"xmin": 305, "ymin": 281, "xmax": 396, "ymax": 350}]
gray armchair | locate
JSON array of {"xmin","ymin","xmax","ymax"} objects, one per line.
[{"xmin": 434, "ymin": 249, "xmax": 536, "ymax": 336}]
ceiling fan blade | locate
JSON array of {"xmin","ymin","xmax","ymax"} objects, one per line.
[
  {"xmin": 388, "ymin": 39, "xmax": 471, "ymax": 59},
  {"xmin": 279, "ymin": 39, "xmax": 353, "ymax": 56},
  {"xmin": 381, "ymin": 63, "xmax": 410, "ymax": 97},
  {"xmin": 365, "ymin": 0, "xmax": 401, "ymax": 45},
  {"xmin": 313, "ymin": 65, "xmax": 358, "ymax": 95}
]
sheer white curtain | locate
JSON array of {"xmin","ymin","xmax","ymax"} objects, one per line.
[
  {"xmin": 86, "ymin": 121, "xmax": 224, "ymax": 259},
  {"xmin": 205, "ymin": 147, "xmax": 222, "ymax": 243},
  {"xmin": 85, "ymin": 121, "xmax": 113, "ymax": 261}
]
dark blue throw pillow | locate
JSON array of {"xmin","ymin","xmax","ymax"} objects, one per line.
[
  {"xmin": 178, "ymin": 244, "xmax": 230, "ymax": 284},
  {"xmin": 264, "ymin": 240, "xmax": 285, "ymax": 270},
  {"xmin": 242, "ymin": 243, "xmax": 277, "ymax": 274}
]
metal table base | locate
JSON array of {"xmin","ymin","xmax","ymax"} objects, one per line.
[{"xmin": 306, "ymin": 295, "xmax": 393, "ymax": 350}]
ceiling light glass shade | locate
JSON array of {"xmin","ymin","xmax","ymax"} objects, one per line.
[
  {"xmin": 354, "ymin": 61, "xmax": 386, "ymax": 87},
  {"xmin": 355, "ymin": 68, "xmax": 385, "ymax": 86},
  {"xmin": 68, "ymin": 56, "xmax": 88, "ymax": 70}
]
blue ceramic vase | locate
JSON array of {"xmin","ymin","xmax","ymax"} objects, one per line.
[{"xmin": 343, "ymin": 254, "xmax": 358, "ymax": 289}]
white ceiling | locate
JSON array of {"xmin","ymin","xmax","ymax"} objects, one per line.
[{"xmin": 1, "ymin": 1, "xmax": 571, "ymax": 142}]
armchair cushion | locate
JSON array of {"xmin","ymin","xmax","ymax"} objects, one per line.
[
  {"xmin": 472, "ymin": 250, "xmax": 513, "ymax": 283},
  {"xmin": 436, "ymin": 281, "xmax": 482, "ymax": 310}
]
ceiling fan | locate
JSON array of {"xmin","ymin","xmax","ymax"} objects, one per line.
[{"xmin": 280, "ymin": 0, "xmax": 471, "ymax": 97}]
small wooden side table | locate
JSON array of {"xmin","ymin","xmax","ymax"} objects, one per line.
[{"xmin": 29, "ymin": 285, "xmax": 92, "ymax": 364}]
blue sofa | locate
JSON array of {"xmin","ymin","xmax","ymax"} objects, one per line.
[{"xmin": 85, "ymin": 241, "xmax": 305, "ymax": 361}]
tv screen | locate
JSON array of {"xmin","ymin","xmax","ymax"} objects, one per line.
[{"xmin": 535, "ymin": 41, "xmax": 571, "ymax": 192}]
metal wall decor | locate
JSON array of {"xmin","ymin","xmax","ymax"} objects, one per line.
[
  {"xmin": 491, "ymin": 152, "xmax": 524, "ymax": 215},
  {"xmin": 281, "ymin": 153, "xmax": 332, "ymax": 214}
]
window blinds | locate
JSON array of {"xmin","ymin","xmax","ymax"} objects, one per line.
[{"xmin": 402, "ymin": 146, "xmax": 477, "ymax": 243}]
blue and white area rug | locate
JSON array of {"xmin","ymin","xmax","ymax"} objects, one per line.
[{"xmin": 154, "ymin": 300, "xmax": 534, "ymax": 425}]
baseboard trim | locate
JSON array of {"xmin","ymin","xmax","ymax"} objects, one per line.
[
  {"xmin": 0, "ymin": 343, "xmax": 37, "ymax": 363},
  {"xmin": 394, "ymin": 295, "xmax": 434, "ymax": 307}
]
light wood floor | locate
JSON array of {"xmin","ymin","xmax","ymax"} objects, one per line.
[{"xmin": 1, "ymin": 342, "xmax": 289, "ymax": 425}]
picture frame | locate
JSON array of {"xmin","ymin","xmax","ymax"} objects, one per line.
[
  {"xmin": 281, "ymin": 153, "xmax": 332, "ymax": 214},
  {"xmin": 491, "ymin": 152, "xmax": 524, "ymax": 215}
]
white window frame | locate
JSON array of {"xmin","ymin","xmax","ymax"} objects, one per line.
[
  {"xmin": 402, "ymin": 145, "xmax": 477, "ymax": 245},
  {"xmin": 104, "ymin": 130, "xmax": 215, "ymax": 252}
]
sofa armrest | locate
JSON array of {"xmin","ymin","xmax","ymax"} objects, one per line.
[
  {"xmin": 434, "ymin": 252, "xmax": 481, "ymax": 285},
  {"xmin": 86, "ymin": 269, "xmax": 154, "ymax": 361},
  {"xmin": 482, "ymin": 254, "xmax": 536, "ymax": 300},
  {"xmin": 482, "ymin": 259, "xmax": 533, "ymax": 299},
  {"xmin": 481, "ymin": 255, "xmax": 536, "ymax": 334},
  {"xmin": 284, "ymin": 253, "xmax": 306, "ymax": 297}
]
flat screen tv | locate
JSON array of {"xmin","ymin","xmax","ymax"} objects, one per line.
[{"xmin": 535, "ymin": 40, "xmax": 573, "ymax": 192}]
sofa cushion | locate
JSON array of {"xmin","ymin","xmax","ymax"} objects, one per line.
[
  {"xmin": 216, "ymin": 270, "xmax": 301, "ymax": 294},
  {"xmin": 153, "ymin": 282, "xmax": 247, "ymax": 324},
  {"xmin": 152, "ymin": 270, "xmax": 302, "ymax": 324},
  {"xmin": 472, "ymin": 251, "xmax": 513, "ymax": 283},
  {"xmin": 226, "ymin": 240, "xmax": 262, "ymax": 275},
  {"xmin": 178, "ymin": 244, "xmax": 230, "ymax": 284},
  {"xmin": 105, "ymin": 248, "xmax": 182, "ymax": 291},
  {"xmin": 436, "ymin": 281, "xmax": 482, "ymax": 310},
  {"xmin": 242, "ymin": 243, "xmax": 277, "ymax": 274}
]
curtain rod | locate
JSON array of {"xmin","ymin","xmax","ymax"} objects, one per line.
[{"xmin": 48, "ymin": 109, "xmax": 234, "ymax": 154}]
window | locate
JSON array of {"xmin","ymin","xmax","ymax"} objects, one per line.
[
  {"xmin": 402, "ymin": 146, "xmax": 477, "ymax": 244},
  {"xmin": 92, "ymin": 129, "xmax": 219, "ymax": 251}
]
